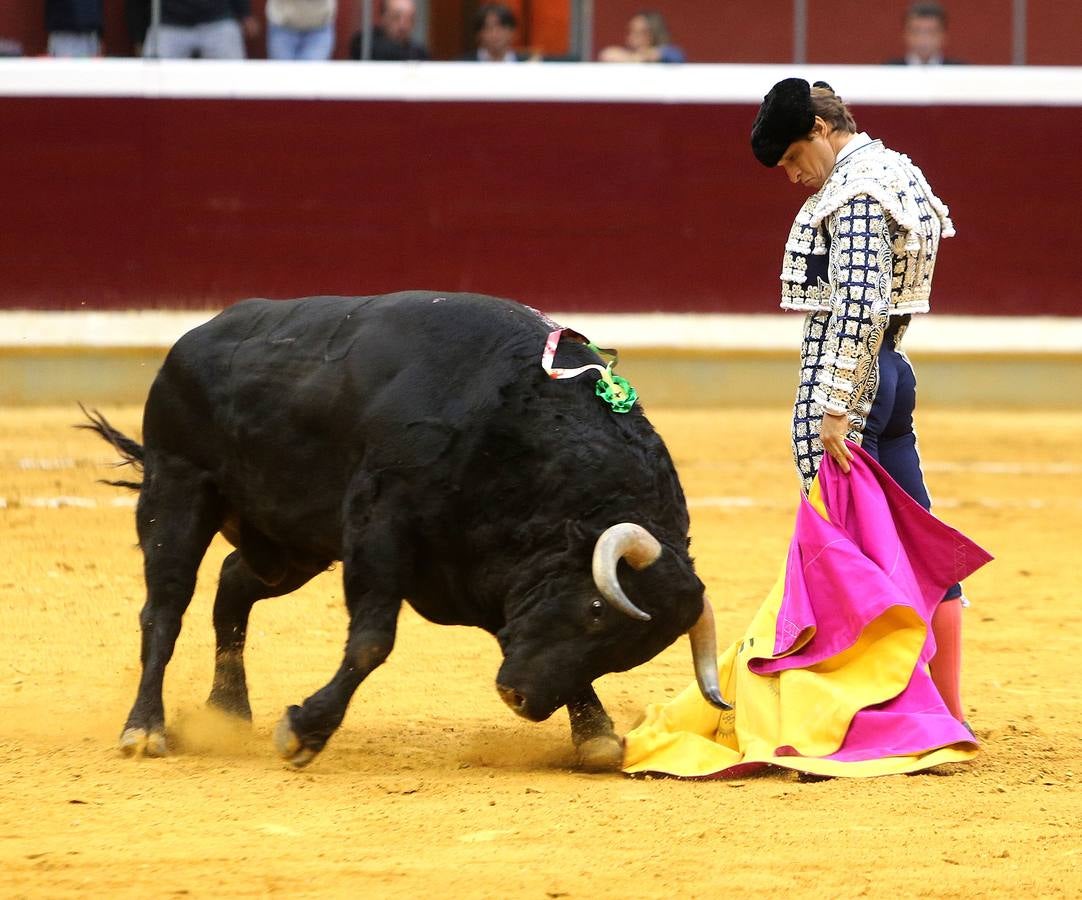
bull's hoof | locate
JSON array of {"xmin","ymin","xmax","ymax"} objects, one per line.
[
  {"xmin": 575, "ymin": 735, "xmax": 624, "ymax": 772},
  {"xmin": 273, "ymin": 711, "xmax": 319, "ymax": 768},
  {"xmin": 119, "ymin": 727, "xmax": 167, "ymax": 759},
  {"xmin": 205, "ymin": 693, "xmax": 253, "ymax": 723}
]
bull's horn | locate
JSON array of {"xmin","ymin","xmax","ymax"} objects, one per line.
[
  {"xmin": 689, "ymin": 596, "xmax": 731, "ymax": 710},
  {"xmin": 591, "ymin": 523, "xmax": 660, "ymax": 622}
]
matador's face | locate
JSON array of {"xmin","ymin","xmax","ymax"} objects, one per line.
[{"xmin": 777, "ymin": 120, "xmax": 838, "ymax": 192}]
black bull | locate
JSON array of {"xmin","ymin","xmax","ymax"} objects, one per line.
[{"xmin": 84, "ymin": 292, "xmax": 728, "ymax": 770}]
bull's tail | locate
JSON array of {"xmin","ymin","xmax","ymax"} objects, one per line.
[{"xmin": 76, "ymin": 403, "xmax": 145, "ymax": 491}]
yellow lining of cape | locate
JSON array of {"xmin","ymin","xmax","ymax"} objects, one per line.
[{"xmin": 623, "ymin": 479, "xmax": 977, "ymax": 778}]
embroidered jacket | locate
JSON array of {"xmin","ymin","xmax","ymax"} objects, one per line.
[{"xmin": 780, "ymin": 136, "xmax": 953, "ymax": 418}]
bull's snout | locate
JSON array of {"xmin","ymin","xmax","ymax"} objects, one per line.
[{"xmin": 497, "ymin": 684, "xmax": 529, "ymax": 717}]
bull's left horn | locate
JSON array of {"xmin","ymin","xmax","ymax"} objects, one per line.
[
  {"xmin": 689, "ymin": 596, "xmax": 731, "ymax": 710},
  {"xmin": 591, "ymin": 523, "xmax": 660, "ymax": 622}
]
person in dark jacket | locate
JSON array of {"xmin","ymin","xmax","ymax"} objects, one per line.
[
  {"xmin": 462, "ymin": 3, "xmax": 529, "ymax": 62},
  {"xmin": 46, "ymin": 0, "xmax": 103, "ymax": 57},
  {"xmin": 349, "ymin": 0, "xmax": 429, "ymax": 61},
  {"xmin": 126, "ymin": 0, "xmax": 257, "ymax": 59},
  {"xmin": 884, "ymin": 2, "xmax": 965, "ymax": 66}
]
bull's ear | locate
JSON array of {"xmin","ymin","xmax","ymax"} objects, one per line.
[
  {"xmin": 563, "ymin": 519, "xmax": 593, "ymax": 549},
  {"xmin": 629, "ymin": 547, "xmax": 705, "ymax": 609}
]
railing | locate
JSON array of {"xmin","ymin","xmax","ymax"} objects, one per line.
[{"xmin": 137, "ymin": 0, "xmax": 1034, "ymax": 64}]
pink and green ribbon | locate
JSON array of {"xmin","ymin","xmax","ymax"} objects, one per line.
[{"xmin": 541, "ymin": 328, "xmax": 638, "ymax": 414}]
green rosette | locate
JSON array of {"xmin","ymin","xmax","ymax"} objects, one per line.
[{"xmin": 595, "ymin": 372, "xmax": 637, "ymax": 414}]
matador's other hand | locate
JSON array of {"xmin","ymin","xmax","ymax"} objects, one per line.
[{"xmin": 820, "ymin": 411, "xmax": 853, "ymax": 474}]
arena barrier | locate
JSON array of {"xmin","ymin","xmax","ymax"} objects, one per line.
[
  {"xmin": 3, "ymin": 310, "xmax": 1080, "ymax": 408},
  {"xmin": 1, "ymin": 60, "xmax": 1081, "ymax": 315},
  {"xmin": 2, "ymin": 61, "xmax": 1079, "ymax": 405}
]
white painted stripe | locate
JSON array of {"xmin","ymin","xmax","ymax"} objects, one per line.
[
  {"xmin": 0, "ymin": 496, "xmax": 138, "ymax": 509},
  {"xmin": 0, "ymin": 494, "xmax": 1070, "ymax": 512},
  {"xmin": 10, "ymin": 459, "xmax": 1079, "ymax": 481},
  {"xmin": 4, "ymin": 311, "xmax": 1082, "ymax": 354},
  {"xmin": 925, "ymin": 461, "xmax": 1082, "ymax": 475},
  {"xmin": 13, "ymin": 457, "xmax": 1082, "ymax": 478},
  {"xmin": 688, "ymin": 496, "xmax": 1069, "ymax": 511},
  {"xmin": 17, "ymin": 458, "xmax": 77, "ymax": 470},
  {"xmin": 3, "ymin": 60, "xmax": 1082, "ymax": 107},
  {"xmin": 687, "ymin": 496, "xmax": 761, "ymax": 508}
]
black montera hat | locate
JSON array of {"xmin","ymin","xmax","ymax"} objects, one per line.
[{"xmin": 750, "ymin": 77, "xmax": 815, "ymax": 168}]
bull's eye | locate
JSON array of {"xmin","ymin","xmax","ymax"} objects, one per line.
[{"xmin": 590, "ymin": 599, "xmax": 605, "ymax": 618}]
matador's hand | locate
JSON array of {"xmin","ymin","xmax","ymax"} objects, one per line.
[{"xmin": 820, "ymin": 411, "xmax": 853, "ymax": 474}]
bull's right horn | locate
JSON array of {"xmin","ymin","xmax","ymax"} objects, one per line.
[
  {"xmin": 591, "ymin": 523, "xmax": 660, "ymax": 622},
  {"xmin": 689, "ymin": 596, "xmax": 731, "ymax": 710}
]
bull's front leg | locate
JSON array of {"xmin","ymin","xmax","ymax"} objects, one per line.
[
  {"xmin": 273, "ymin": 592, "xmax": 400, "ymax": 768},
  {"xmin": 567, "ymin": 687, "xmax": 623, "ymax": 772},
  {"xmin": 274, "ymin": 502, "xmax": 407, "ymax": 768}
]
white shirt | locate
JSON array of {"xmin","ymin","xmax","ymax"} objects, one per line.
[
  {"xmin": 477, "ymin": 49, "xmax": 519, "ymax": 62},
  {"xmin": 834, "ymin": 131, "xmax": 874, "ymax": 168},
  {"xmin": 266, "ymin": 0, "xmax": 336, "ymax": 30},
  {"xmin": 905, "ymin": 53, "xmax": 944, "ymax": 65}
]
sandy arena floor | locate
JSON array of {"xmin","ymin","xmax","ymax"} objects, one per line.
[{"xmin": 0, "ymin": 406, "xmax": 1079, "ymax": 898}]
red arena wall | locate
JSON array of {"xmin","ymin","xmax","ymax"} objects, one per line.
[{"xmin": 2, "ymin": 63, "xmax": 1080, "ymax": 316}]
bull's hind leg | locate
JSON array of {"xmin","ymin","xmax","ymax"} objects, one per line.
[
  {"xmin": 567, "ymin": 687, "xmax": 624, "ymax": 772},
  {"xmin": 120, "ymin": 457, "xmax": 222, "ymax": 758},
  {"xmin": 206, "ymin": 552, "xmax": 326, "ymax": 720}
]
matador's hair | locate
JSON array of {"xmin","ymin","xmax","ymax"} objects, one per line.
[{"xmin": 810, "ymin": 83, "xmax": 857, "ymax": 135}]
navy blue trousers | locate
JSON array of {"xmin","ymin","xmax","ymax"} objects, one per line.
[{"xmin": 861, "ymin": 323, "xmax": 962, "ymax": 601}]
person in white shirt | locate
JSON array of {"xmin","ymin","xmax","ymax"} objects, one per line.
[{"xmin": 266, "ymin": 0, "xmax": 336, "ymax": 60}]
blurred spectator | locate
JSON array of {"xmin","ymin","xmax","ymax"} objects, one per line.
[
  {"xmin": 349, "ymin": 0, "xmax": 429, "ymax": 61},
  {"xmin": 127, "ymin": 0, "xmax": 259, "ymax": 59},
  {"xmin": 266, "ymin": 0, "xmax": 336, "ymax": 60},
  {"xmin": 885, "ymin": 2, "xmax": 964, "ymax": 65},
  {"xmin": 0, "ymin": 39, "xmax": 24, "ymax": 57},
  {"xmin": 463, "ymin": 4, "xmax": 528, "ymax": 63},
  {"xmin": 599, "ymin": 11, "xmax": 685, "ymax": 64},
  {"xmin": 124, "ymin": 1, "xmax": 147, "ymax": 52},
  {"xmin": 46, "ymin": 0, "xmax": 103, "ymax": 57}
]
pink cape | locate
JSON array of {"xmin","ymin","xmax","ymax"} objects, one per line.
[
  {"xmin": 758, "ymin": 445, "xmax": 993, "ymax": 762},
  {"xmin": 622, "ymin": 443, "xmax": 993, "ymax": 778}
]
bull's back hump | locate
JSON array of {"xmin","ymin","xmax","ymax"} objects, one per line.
[
  {"xmin": 155, "ymin": 293, "xmax": 549, "ymax": 432},
  {"xmin": 173, "ymin": 293, "xmax": 543, "ymax": 369}
]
